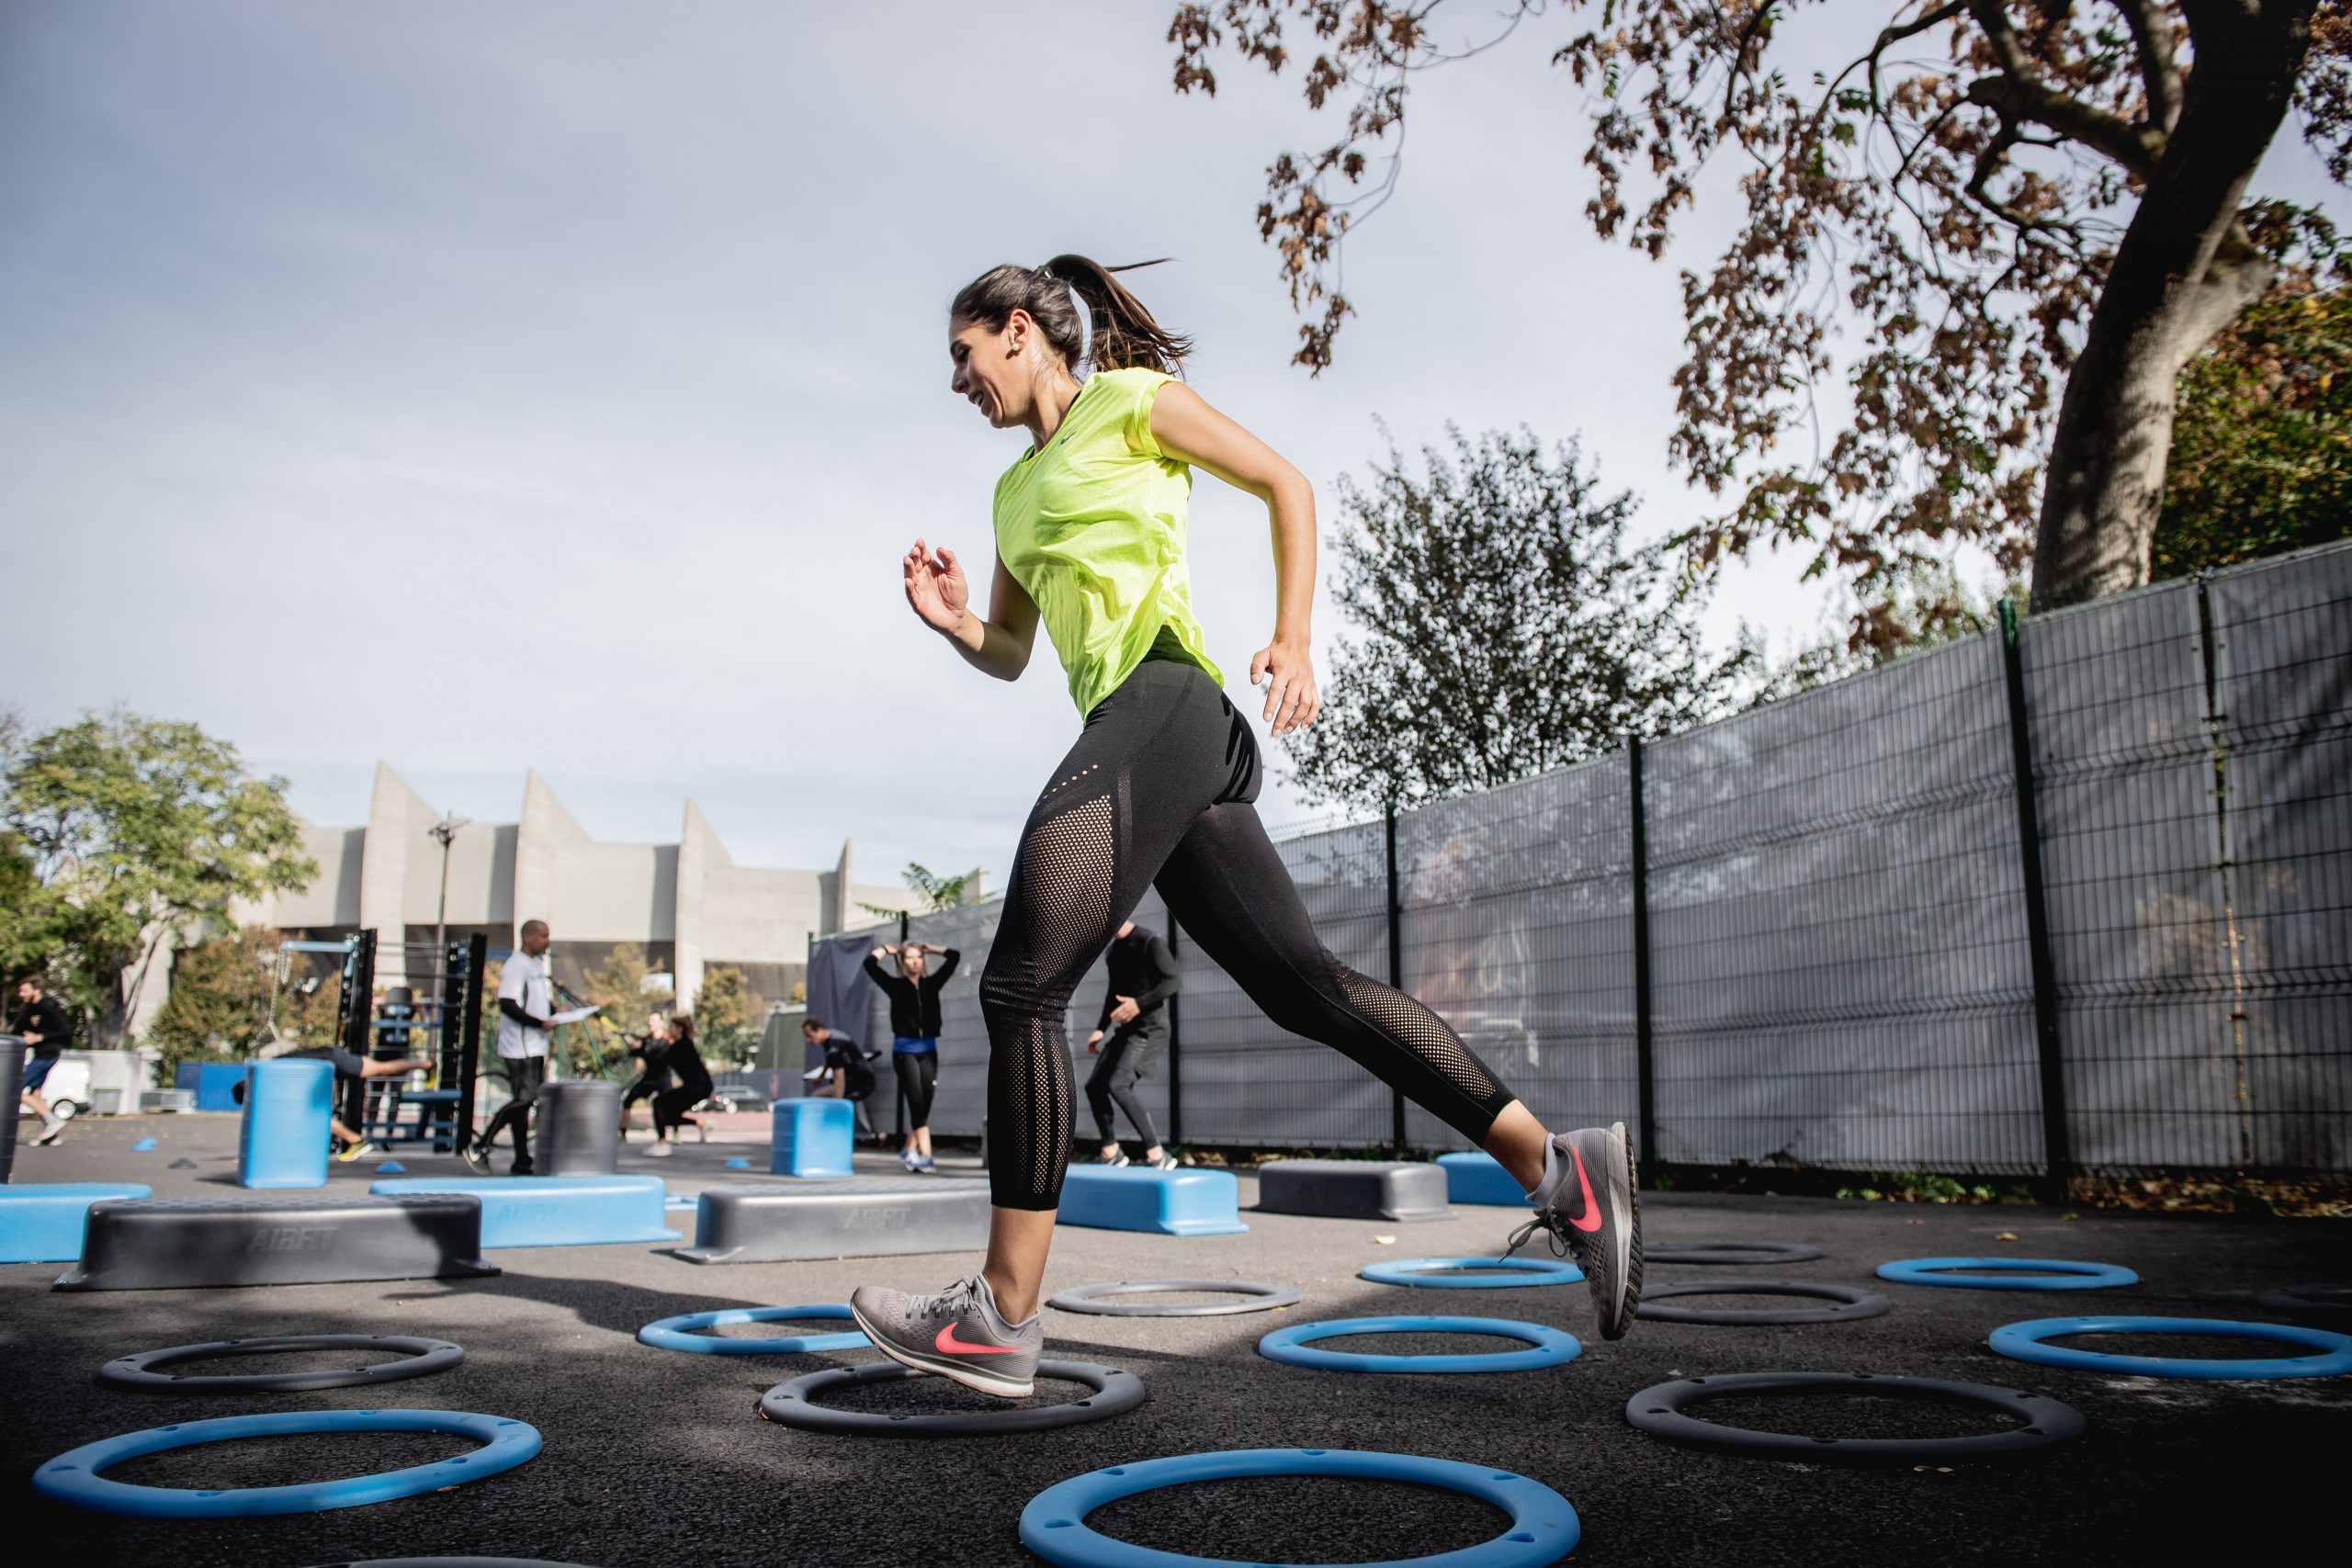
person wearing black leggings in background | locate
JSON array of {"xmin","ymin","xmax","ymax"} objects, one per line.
[
  {"xmin": 863, "ymin": 942, "xmax": 958, "ymax": 1172},
  {"xmin": 848, "ymin": 256, "xmax": 1641, "ymax": 1400},
  {"xmin": 1085, "ymin": 919, "xmax": 1180, "ymax": 1169},
  {"xmin": 619, "ymin": 1010, "xmax": 672, "ymax": 1141},
  {"xmin": 643, "ymin": 1013, "xmax": 712, "ymax": 1156}
]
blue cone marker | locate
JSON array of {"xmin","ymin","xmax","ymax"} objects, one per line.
[
  {"xmin": 725, "ymin": 1156, "xmax": 751, "ymax": 1169},
  {"xmin": 131, "ymin": 1137, "xmax": 158, "ymax": 1152},
  {"xmin": 379, "ymin": 1160, "xmax": 405, "ymax": 1173}
]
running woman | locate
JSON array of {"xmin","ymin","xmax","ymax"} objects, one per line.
[{"xmin": 849, "ymin": 257, "xmax": 1640, "ymax": 1398}]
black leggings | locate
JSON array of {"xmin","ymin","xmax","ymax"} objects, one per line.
[
  {"xmin": 653, "ymin": 1080, "xmax": 708, "ymax": 1136},
  {"xmin": 894, "ymin": 1051, "xmax": 938, "ymax": 1132},
  {"xmin": 981, "ymin": 658, "xmax": 1518, "ymax": 1210},
  {"xmin": 1087, "ymin": 1022, "xmax": 1166, "ymax": 1150}
]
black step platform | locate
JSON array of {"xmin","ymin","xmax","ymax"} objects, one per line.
[
  {"xmin": 53, "ymin": 1194, "xmax": 500, "ymax": 1292},
  {"xmin": 1254, "ymin": 1159, "xmax": 1454, "ymax": 1223},
  {"xmin": 675, "ymin": 1179, "xmax": 989, "ymax": 1265}
]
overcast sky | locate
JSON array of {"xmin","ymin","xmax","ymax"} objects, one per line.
[{"xmin": 4, "ymin": 2, "xmax": 2343, "ymax": 893}]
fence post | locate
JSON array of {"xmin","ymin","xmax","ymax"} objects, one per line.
[
  {"xmin": 1385, "ymin": 801, "xmax": 1407, "ymax": 1152},
  {"xmin": 1999, "ymin": 599, "xmax": 2072, "ymax": 1201},
  {"xmin": 1628, "ymin": 738, "xmax": 1657, "ymax": 1185},
  {"xmin": 1164, "ymin": 907, "xmax": 1183, "ymax": 1149}
]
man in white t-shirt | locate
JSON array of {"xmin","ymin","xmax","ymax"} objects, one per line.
[{"xmin": 463, "ymin": 919, "xmax": 573, "ymax": 1176}]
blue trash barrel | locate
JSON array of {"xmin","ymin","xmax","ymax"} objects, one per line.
[{"xmin": 238, "ymin": 1058, "xmax": 334, "ymax": 1189}]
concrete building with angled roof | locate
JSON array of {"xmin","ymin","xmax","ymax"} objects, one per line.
[{"xmin": 245, "ymin": 763, "xmax": 967, "ymax": 1008}]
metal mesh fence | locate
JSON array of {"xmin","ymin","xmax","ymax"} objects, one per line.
[
  {"xmin": 1396, "ymin": 755, "xmax": 1638, "ymax": 1151},
  {"xmin": 1646, "ymin": 633, "xmax": 2041, "ymax": 1172},
  {"xmin": 833, "ymin": 539, "xmax": 2352, "ymax": 1175},
  {"xmin": 2208, "ymin": 547, "xmax": 2352, "ymax": 1170}
]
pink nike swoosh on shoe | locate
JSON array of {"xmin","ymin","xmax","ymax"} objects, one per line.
[
  {"xmin": 934, "ymin": 1323, "xmax": 1023, "ymax": 1355},
  {"xmin": 1567, "ymin": 1145, "xmax": 1604, "ymax": 1233}
]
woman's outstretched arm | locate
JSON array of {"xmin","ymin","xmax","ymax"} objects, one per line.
[
  {"xmin": 902, "ymin": 537, "xmax": 1038, "ymax": 681},
  {"xmin": 1147, "ymin": 383, "xmax": 1321, "ymax": 734}
]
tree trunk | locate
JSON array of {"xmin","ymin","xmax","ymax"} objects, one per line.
[{"xmin": 2030, "ymin": 2, "xmax": 2317, "ymax": 609}]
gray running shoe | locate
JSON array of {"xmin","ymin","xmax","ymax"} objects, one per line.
[
  {"xmin": 458, "ymin": 1140, "xmax": 491, "ymax": 1176},
  {"xmin": 849, "ymin": 1274, "xmax": 1043, "ymax": 1399},
  {"xmin": 1503, "ymin": 1122, "xmax": 1643, "ymax": 1340},
  {"xmin": 33, "ymin": 1116, "xmax": 66, "ymax": 1146}
]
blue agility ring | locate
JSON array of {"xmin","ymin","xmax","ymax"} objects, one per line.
[
  {"xmin": 638, "ymin": 1304, "xmax": 866, "ymax": 1355},
  {"xmin": 1988, "ymin": 1315, "xmax": 2352, "ymax": 1381},
  {"xmin": 1020, "ymin": 1448, "xmax": 1578, "ymax": 1568},
  {"xmin": 32, "ymin": 1409, "xmax": 540, "ymax": 1518},
  {"xmin": 1260, "ymin": 1315, "xmax": 1579, "ymax": 1374},
  {"xmin": 1876, "ymin": 1257, "xmax": 2139, "ymax": 1291},
  {"xmin": 1360, "ymin": 1257, "xmax": 1582, "ymax": 1289}
]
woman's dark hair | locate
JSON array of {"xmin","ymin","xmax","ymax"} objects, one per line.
[
  {"xmin": 802, "ymin": 1015, "xmax": 827, "ymax": 1032},
  {"xmin": 668, "ymin": 1013, "xmax": 695, "ymax": 1049},
  {"xmin": 951, "ymin": 255, "xmax": 1191, "ymax": 374}
]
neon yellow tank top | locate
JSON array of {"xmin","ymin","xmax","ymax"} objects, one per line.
[{"xmin": 991, "ymin": 367, "xmax": 1224, "ymax": 716}]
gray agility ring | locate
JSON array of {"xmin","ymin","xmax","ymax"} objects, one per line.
[
  {"xmin": 759, "ymin": 1359, "xmax": 1143, "ymax": 1437},
  {"xmin": 1646, "ymin": 1240, "xmax": 1825, "ymax": 1265},
  {"xmin": 1635, "ymin": 1280, "xmax": 1891, "ymax": 1325},
  {"xmin": 1049, "ymin": 1280, "xmax": 1303, "ymax": 1317},
  {"xmin": 2258, "ymin": 1283, "xmax": 2352, "ymax": 1315},
  {"xmin": 1625, "ymin": 1371, "xmax": 2086, "ymax": 1463},
  {"xmin": 97, "ymin": 1335, "xmax": 463, "ymax": 1393}
]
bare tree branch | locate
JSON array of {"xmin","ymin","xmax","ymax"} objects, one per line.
[{"xmin": 2119, "ymin": 0, "xmax": 2187, "ymax": 132}]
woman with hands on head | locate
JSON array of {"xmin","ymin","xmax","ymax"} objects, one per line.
[
  {"xmin": 862, "ymin": 940, "xmax": 960, "ymax": 1172},
  {"xmin": 852, "ymin": 255, "xmax": 1642, "ymax": 1402}
]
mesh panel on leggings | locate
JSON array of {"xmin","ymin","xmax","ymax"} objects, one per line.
[
  {"xmin": 998, "ymin": 794, "xmax": 1114, "ymax": 1202},
  {"xmin": 1003, "ymin": 1013, "xmax": 1073, "ymax": 1202},
  {"xmin": 1335, "ymin": 963, "xmax": 1507, "ymax": 1113}
]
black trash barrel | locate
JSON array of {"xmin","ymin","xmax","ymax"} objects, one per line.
[
  {"xmin": 0, "ymin": 1037, "xmax": 23, "ymax": 1183},
  {"xmin": 533, "ymin": 1078, "xmax": 621, "ymax": 1175}
]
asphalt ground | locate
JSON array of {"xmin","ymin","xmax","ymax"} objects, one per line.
[{"xmin": 4, "ymin": 1113, "xmax": 2348, "ymax": 1567}]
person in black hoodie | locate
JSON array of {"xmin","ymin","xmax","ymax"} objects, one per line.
[
  {"xmin": 863, "ymin": 942, "xmax": 959, "ymax": 1171},
  {"xmin": 1083, "ymin": 919, "xmax": 1181, "ymax": 1168},
  {"xmin": 619, "ymin": 1010, "xmax": 673, "ymax": 1141},
  {"xmin": 644, "ymin": 1012, "xmax": 713, "ymax": 1157}
]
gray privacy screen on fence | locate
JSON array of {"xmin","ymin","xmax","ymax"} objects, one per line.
[{"xmin": 861, "ymin": 539, "xmax": 2352, "ymax": 1177}]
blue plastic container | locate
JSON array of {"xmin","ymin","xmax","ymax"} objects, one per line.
[
  {"xmin": 370, "ymin": 1175, "xmax": 679, "ymax": 1247},
  {"xmin": 0, "ymin": 1182, "xmax": 153, "ymax": 1263},
  {"xmin": 237, "ymin": 1058, "xmax": 334, "ymax": 1189},
  {"xmin": 1438, "ymin": 1150, "xmax": 1529, "ymax": 1206},
  {"xmin": 771, "ymin": 1098, "xmax": 854, "ymax": 1178},
  {"xmin": 1058, "ymin": 1165, "xmax": 1250, "ymax": 1235},
  {"xmin": 175, "ymin": 1062, "xmax": 248, "ymax": 1113}
]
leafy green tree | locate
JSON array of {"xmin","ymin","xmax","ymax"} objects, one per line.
[
  {"xmin": 858, "ymin": 862, "xmax": 978, "ymax": 919},
  {"xmin": 2154, "ymin": 265, "xmax": 2352, "ymax": 576},
  {"xmin": 1285, "ymin": 425, "xmax": 1746, "ymax": 812},
  {"xmin": 579, "ymin": 942, "xmax": 673, "ymax": 1025},
  {"xmin": 692, "ymin": 964, "xmax": 763, "ymax": 1067},
  {"xmin": 4, "ymin": 710, "xmax": 316, "ymax": 1045},
  {"xmin": 146, "ymin": 925, "xmax": 339, "ymax": 1073}
]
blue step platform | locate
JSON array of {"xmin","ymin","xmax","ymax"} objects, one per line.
[
  {"xmin": 369, "ymin": 1175, "xmax": 678, "ymax": 1248},
  {"xmin": 0, "ymin": 1183, "xmax": 153, "ymax": 1263},
  {"xmin": 1439, "ymin": 1151, "xmax": 1529, "ymax": 1207},
  {"xmin": 1057, "ymin": 1166, "xmax": 1250, "ymax": 1236},
  {"xmin": 771, "ymin": 1098, "xmax": 854, "ymax": 1178},
  {"xmin": 240, "ymin": 1058, "xmax": 334, "ymax": 1190}
]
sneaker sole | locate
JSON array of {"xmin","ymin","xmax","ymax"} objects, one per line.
[
  {"xmin": 1598, "ymin": 1122, "xmax": 1643, "ymax": 1340},
  {"xmin": 847, "ymin": 1300, "xmax": 1035, "ymax": 1400}
]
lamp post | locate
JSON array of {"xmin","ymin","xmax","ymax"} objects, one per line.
[{"xmin": 427, "ymin": 811, "xmax": 470, "ymax": 961}]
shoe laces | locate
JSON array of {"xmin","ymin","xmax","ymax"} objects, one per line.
[
  {"xmin": 1500, "ymin": 1206, "xmax": 1575, "ymax": 1264},
  {"xmin": 922, "ymin": 1276, "xmax": 982, "ymax": 1322}
]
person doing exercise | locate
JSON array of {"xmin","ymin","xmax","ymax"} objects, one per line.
[
  {"xmin": 643, "ymin": 1011, "xmax": 712, "ymax": 1156},
  {"xmin": 620, "ymin": 1010, "xmax": 673, "ymax": 1139},
  {"xmin": 863, "ymin": 942, "xmax": 959, "ymax": 1172},
  {"xmin": 243, "ymin": 1041, "xmax": 432, "ymax": 1160},
  {"xmin": 10, "ymin": 973, "xmax": 74, "ymax": 1147},
  {"xmin": 801, "ymin": 1016, "xmax": 881, "ymax": 1139},
  {"xmin": 1085, "ymin": 919, "xmax": 1180, "ymax": 1169},
  {"xmin": 849, "ymin": 256, "xmax": 1641, "ymax": 1398}
]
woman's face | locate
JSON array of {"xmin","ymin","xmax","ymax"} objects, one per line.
[
  {"xmin": 948, "ymin": 312, "xmax": 1037, "ymax": 429},
  {"xmin": 900, "ymin": 948, "xmax": 927, "ymax": 978}
]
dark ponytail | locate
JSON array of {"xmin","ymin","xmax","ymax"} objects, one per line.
[{"xmin": 950, "ymin": 254, "xmax": 1192, "ymax": 375}]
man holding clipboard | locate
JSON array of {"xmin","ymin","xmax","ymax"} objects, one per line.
[{"xmin": 463, "ymin": 919, "xmax": 595, "ymax": 1175}]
